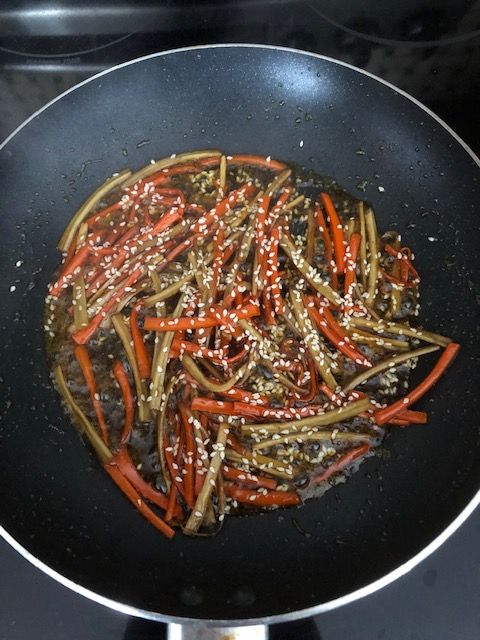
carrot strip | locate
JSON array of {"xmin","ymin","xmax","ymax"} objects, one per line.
[
  {"xmin": 380, "ymin": 269, "xmax": 417, "ymax": 289},
  {"xmin": 384, "ymin": 244, "xmax": 420, "ymax": 283},
  {"xmin": 165, "ymin": 482, "xmax": 179, "ymax": 523},
  {"xmin": 311, "ymin": 443, "xmax": 371, "ymax": 485},
  {"xmin": 223, "ymin": 343, "xmax": 251, "ymax": 365},
  {"xmin": 221, "ymin": 240, "xmax": 238, "ymax": 266},
  {"xmin": 159, "ymin": 232, "xmax": 203, "ymax": 266},
  {"xmin": 142, "ymin": 204, "xmax": 153, "ymax": 226},
  {"xmin": 130, "ymin": 306, "xmax": 151, "ymax": 380},
  {"xmin": 126, "ymin": 164, "xmax": 198, "ymax": 197},
  {"xmin": 84, "ymin": 248, "xmax": 127, "ymax": 292},
  {"xmin": 171, "ymin": 337, "xmax": 250, "ymax": 366},
  {"xmin": 320, "ymin": 192, "xmax": 345, "ymax": 274},
  {"xmin": 375, "ymin": 343, "xmax": 460, "ymax": 425},
  {"xmin": 49, "ymin": 245, "xmax": 90, "ymax": 296},
  {"xmin": 104, "ymin": 463, "xmax": 174, "ymax": 539},
  {"xmin": 150, "ymin": 186, "xmax": 186, "ymax": 198},
  {"xmin": 223, "ymin": 482, "xmax": 301, "ymax": 507},
  {"xmin": 171, "ymin": 338, "xmax": 226, "ymax": 362},
  {"xmin": 74, "ymin": 345, "xmax": 109, "ymax": 444},
  {"xmin": 118, "ymin": 207, "xmax": 182, "ymax": 255},
  {"xmin": 194, "ymin": 156, "xmax": 222, "ymax": 169},
  {"xmin": 128, "ymin": 192, "xmax": 146, "ymax": 222},
  {"xmin": 308, "ymin": 305, "xmax": 372, "ymax": 367},
  {"xmin": 191, "ymin": 397, "xmax": 328, "ymax": 420},
  {"xmin": 149, "ymin": 207, "xmax": 183, "ymax": 234},
  {"xmin": 224, "ymin": 431, "xmax": 245, "ymax": 456},
  {"xmin": 112, "ymin": 361, "xmax": 135, "ymax": 444},
  {"xmin": 223, "ymin": 278, "xmax": 247, "ymax": 308},
  {"xmin": 156, "ymin": 163, "xmax": 199, "ymax": 177},
  {"xmin": 319, "ymin": 382, "xmax": 344, "ymax": 406},
  {"xmin": 86, "ymin": 210, "xmax": 182, "ymax": 290},
  {"xmin": 388, "ymin": 418, "xmax": 411, "ymax": 426},
  {"xmin": 315, "ymin": 205, "xmax": 338, "ymax": 289},
  {"xmin": 388, "ymin": 414, "xmax": 428, "ymax": 426},
  {"xmin": 314, "ymin": 304, "xmax": 367, "ymax": 358},
  {"xmin": 190, "ymin": 184, "xmax": 256, "ymax": 235},
  {"xmin": 109, "ymin": 448, "xmax": 175, "ymax": 512},
  {"xmin": 85, "ymin": 201, "xmax": 123, "ymax": 226},
  {"xmin": 395, "ymin": 409, "xmax": 427, "ymax": 424},
  {"xmin": 265, "ymin": 187, "xmax": 293, "ymax": 230},
  {"xmin": 321, "ymin": 307, "xmax": 352, "ymax": 337},
  {"xmin": 190, "ymin": 398, "xmax": 250, "ymax": 416},
  {"xmin": 144, "ymin": 302, "xmax": 260, "ymax": 332},
  {"xmin": 222, "ymin": 465, "xmax": 278, "ymax": 490}
]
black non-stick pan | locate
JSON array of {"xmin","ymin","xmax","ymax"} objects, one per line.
[{"xmin": 1, "ymin": 45, "xmax": 479, "ymax": 637}]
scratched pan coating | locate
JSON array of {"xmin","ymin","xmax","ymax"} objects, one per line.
[{"xmin": 0, "ymin": 45, "xmax": 479, "ymax": 623}]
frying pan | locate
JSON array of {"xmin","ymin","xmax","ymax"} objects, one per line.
[{"xmin": 1, "ymin": 45, "xmax": 479, "ymax": 638}]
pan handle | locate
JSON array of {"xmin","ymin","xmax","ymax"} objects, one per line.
[{"xmin": 167, "ymin": 623, "xmax": 268, "ymax": 639}]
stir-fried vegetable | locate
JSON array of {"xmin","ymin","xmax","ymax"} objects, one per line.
[{"xmin": 45, "ymin": 150, "xmax": 459, "ymax": 539}]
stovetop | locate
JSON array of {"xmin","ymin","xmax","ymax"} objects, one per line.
[{"xmin": 1, "ymin": 2, "xmax": 479, "ymax": 639}]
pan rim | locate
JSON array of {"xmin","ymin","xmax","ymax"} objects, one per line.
[{"xmin": 1, "ymin": 42, "xmax": 479, "ymax": 626}]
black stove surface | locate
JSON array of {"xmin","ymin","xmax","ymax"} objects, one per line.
[{"xmin": 1, "ymin": 2, "xmax": 479, "ymax": 639}]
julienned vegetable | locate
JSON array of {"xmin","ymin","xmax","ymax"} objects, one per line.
[{"xmin": 45, "ymin": 150, "xmax": 459, "ymax": 539}]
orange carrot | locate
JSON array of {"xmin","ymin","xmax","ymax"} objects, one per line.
[
  {"xmin": 311, "ymin": 443, "xmax": 371, "ymax": 485},
  {"xmin": 384, "ymin": 244, "xmax": 420, "ymax": 284},
  {"xmin": 265, "ymin": 188, "xmax": 292, "ymax": 230},
  {"xmin": 390, "ymin": 409, "xmax": 428, "ymax": 425},
  {"xmin": 85, "ymin": 202, "xmax": 124, "ymax": 226},
  {"xmin": 308, "ymin": 305, "xmax": 372, "ymax": 367},
  {"xmin": 375, "ymin": 343, "xmax": 460, "ymax": 425},
  {"xmin": 144, "ymin": 302, "xmax": 260, "ymax": 332},
  {"xmin": 104, "ymin": 463, "xmax": 174, "ymax": 539},
  {"xmin": 49, "ymin": 245, "xmax": 89, "ymax": 296},
  {"xmin": 320, "ymin": 192, "xmax": 345, "ymax": 274},
  {"xmin": 108, "ymin": 448, "xmax": 175, "ymax": 512},
  {"xmin": 74, "ymin": 345, "xmax": 109, "ymax": 444},
  {"xmin": 191, "ymin": 397, "xmax": 328, "ymax": 419}
]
